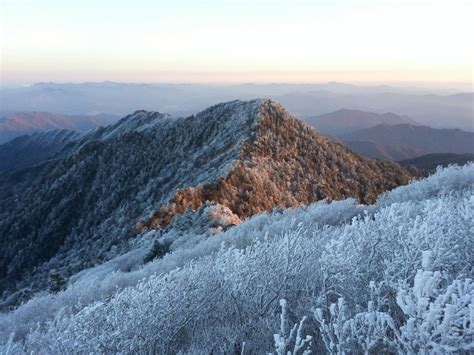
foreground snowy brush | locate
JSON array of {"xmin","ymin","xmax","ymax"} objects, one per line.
[{"xmin": 1, "ymin": 164, "xmax": 473, "ymax": 354}]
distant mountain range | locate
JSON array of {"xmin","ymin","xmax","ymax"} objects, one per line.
[
  {"xmin": 0, "ymin": 111, "xmax": 119, "ymax": 144},
  {"xmin": 304, "ymin": 109, "xmax": 416, "ymax": 136},
  {"xmin": 341, "ymin": 123, "xmax": 474, "ymax": 160},
  {"xmin": 305, "ymin": 109, "xmax": 474, "ymax": 161},
  {"xmin": 280, "ymin": 91, "xmax": 473, "ymax": 131},
  {"xmin": 0, "ymin": 99, "xmax": 414, "ymax": 301},
  {"xmin": 341, "ymin": 140, "xmax": 423, "ymax": 161},
  {"xmin": 1, "ymin": 82, "xmax": 472, "ymax": 130}
]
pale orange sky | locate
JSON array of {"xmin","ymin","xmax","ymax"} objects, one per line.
[{"xmin": 1, "ymin": 0, "xmax": 472, "ymax": 87}]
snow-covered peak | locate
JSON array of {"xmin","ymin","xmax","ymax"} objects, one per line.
[
  {"xmin": 96, "ymin": 110, "xmax": 173, "ymax": 140},
  {"xmin": 76, "ymin": 99, "xmax": 282, "ymax": 145},
  {"xmin": 0, "ymin": 98, "xmax": 416, "ymax": 303}
]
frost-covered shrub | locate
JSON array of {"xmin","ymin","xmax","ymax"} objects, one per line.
[
  {"xmin": 0, "ymin": 164, "xmax": 472, "ymax": 353},
  {"xmin": 377, "ymin": 163, "xmax": 474, "ymax": 206},
  {"xmin": 314, "ymin": 297, "xmax": 397, "ymax": 354},
  {"xmin": 314, "ymin": 251, "xmax": 474, "ymax": 355},
  {"xmin": 48, "ymin": 270, "xmax": 67, "ymax": 294},
  {"xmin": 396, "ymin": 252, "xmax": 473, "ymax": 354},
  {"xmin": 0, "ymin": 333, "xmax": 22, "ymax": 355},
  {"xmin": 143, "ymin": 240, "xmax": 170, "ymax": 263},
  {"xmin": 274, "ymin": 299, "xmax": 312, "ymax": 355}
]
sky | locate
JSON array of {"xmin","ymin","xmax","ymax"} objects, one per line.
[{"xmin": 0, "ymin": 0, "xmax": 472, "ymax": 87}]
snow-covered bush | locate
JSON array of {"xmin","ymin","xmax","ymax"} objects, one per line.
[
  {"xmin": 314, "ymin": 296, "xmax": 397, "ymax": 354},
  {"xmin": 274, "ymin": 299, "xmax": 312, "ymax": 355},
  {"xmin": 0, "ymin": 164, "xmax": 472, "ymax": 353},
  {"xmin": 396, "ymin": 252, "xmax": 473, "ymax": 354},
  {"xmin": 314, "ymin": 252, "xmax": 474, "ymax": 354}
]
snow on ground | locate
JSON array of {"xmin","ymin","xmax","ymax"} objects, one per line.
[{"xmin": 1, "ymin": 164, "xmax": 472, "ymax": 353}]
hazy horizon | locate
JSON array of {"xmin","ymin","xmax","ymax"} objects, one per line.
[
  {"xmin": 1, "ymin": 0, "xmax": 472, "ymax": 86},
  {"xmin": 1, "ymin": 80, "xmax": 472, "ymax": 93}
]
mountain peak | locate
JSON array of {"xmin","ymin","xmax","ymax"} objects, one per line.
[
  {"xmin": 142, "ymin": 99, "xmax": 412, "ymax": 229},
  {"xmin": 195, "ymin": 98, "xmax": 290, "ymax": 126},
  {"xmin": 0, "ymin": 99, "xmax": 415, "ymax": 299},
  {"xmin": 88, "ymin": 110, "xmax": 172, "ymax": 141}
]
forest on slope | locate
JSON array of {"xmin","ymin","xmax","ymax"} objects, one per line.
[{"xmin": 0, "ymin": 100, "xmax": 413, "ymax": 303}]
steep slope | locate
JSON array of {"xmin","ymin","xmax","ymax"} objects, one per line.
[
  {"xmin": 304, "ymin": 108, "xmax": 415, "ymax": 136},
  {"xmin": 0, "ymin": 112, "xmax": 118, "ymax": 144},
  {"xmin": 399, "ymin": 153, "xmax": 474, "ymax": 171},
  {"xmin": 0, "ymin": 130, "xmax": 80, "ymax": 173},
  {"xmin": 0, "ymin": 99, "xmax": 414, "ymax": 301},
  {"xmin": 144, "ymin": 101, "xmax": 413, "ymax": 229},
  {"xmin": 341, "ymin": 123, "xmax": 474, "ymax": 160}
]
